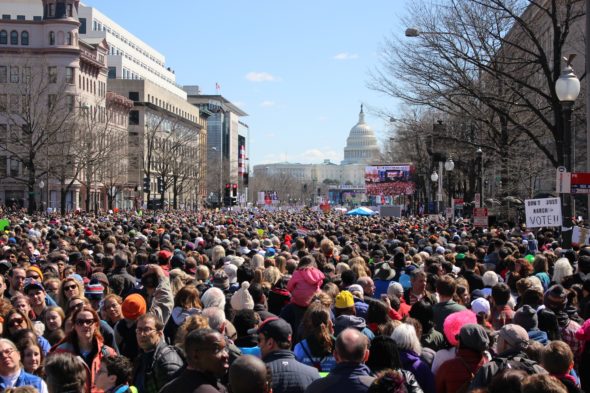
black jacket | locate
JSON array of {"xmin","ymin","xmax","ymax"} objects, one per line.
[
  {"xmin": 159, "ymin": 368, "xmax": 228, "ymax": 393},
  {"xmin": 133, "ymin": 339, "xmax": 185, "ymax": 393},
  {"xmin": 304, "ymin": 362, "xmax": 375, "ymax": 393},
  {"xmin": 263, "ymin": 350, "xmax": 320, "ymax": 393}
]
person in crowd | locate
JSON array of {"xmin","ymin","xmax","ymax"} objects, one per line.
[
  {"xmin": 432, "ymin": 275, "xmax": 466, "ymax": 333},
  {"xmin": 101, "ymin": 294, "xmax": 123, "ymax": 328},
  {"xmin": 541, "ymin": 340, "xmax": 582, "ymax": 393},
  {"xmin": 521, "ymin": 374, "xmax": 568, "ymax": 393},
  {"xmin": 435, "ymin": 324, "xmax": 490, "ymax": 393},
  {"xmin": 57, "ymin": 277, "xmax": 84, "ymax": 310},
  {"xmin": 159, "ymin": 328, "xmax": 228, "ymax": 393},
  {"xmin": 490, "ymin": 283, "xmax": 514, "ymax": 329},
  {"xmin": 0, "ymin": 338, "xmax": 47, "ymax": 393},
  {"xmin": 44, "ymin": 353, "xmax": 87, "ymax": 393},
  {"xmin": 287, "ymin": 256, "xmax": 324, "ymax": 308},
  {"xmin": 391, "ymin": 324, "xmax": 434, "ymax": 393},
  {"xmin": 164, "ymin": 285, "xmax": 202, "ymax": 344},
  {"xmin": 115, "ymin": 293, "xmax": 146, "ymax": 359},
  {"xmin": 232, "ymin": 309, "xmax": 260, "ymax": 357},
  {"xmin": 469, "ymin": 324, "xmax": 546, "ymax": 389},
  {"xmin": 304, "ymin": 328, "xmax": 374, "ymax": 393},
  {"xmin": 94, "ymin": 355, "xmax": 135, "ymax": 393},
  {"xmin": 293, "ymin": 301, "xmax": 336, "ymax": 372},
  {"xmin": 51, "ymin": 305, "xmax": 117, "ymax": 392},
  {"xmin": 132, "ymin": 312, "xmax": 185, "ymax": 393},
  {"xmin": 255, "ymin": 317, "xmax": 319, "ymax": 393},
  {"xmin": 513, "ymin": 304, "xmax": 549, "ymax": 345},
  {"xmin": 16, "ymin": 338, "xmax": 43, "ymax": 377},
  {"xmin": 228, "ymin": 355, "xmax": 272, "ymax": 393},
  {"xmin": 404, "ymin": 271, "xmax": 436, "ymax": 306}
]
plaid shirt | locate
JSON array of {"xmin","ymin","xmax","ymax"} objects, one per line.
[{"xmin": 561, "ymin": 319, "xmax": 582, "ymax": 362}]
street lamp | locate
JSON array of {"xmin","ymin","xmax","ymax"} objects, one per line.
[
  {"xmin": 39, "ymin": 180, "xmax": 45, "ymax": 213},
  {"xmin": 476, "ymin": 148, "xmax": 483, "ymax": 208},
  {"xmin": 555, "ymin": 57, "xmax": 580, "ymax": 249},
  {"xmin": 445, "ymin": 157, "xmax": 454, "ymax": 211},
  {"xmin": 211, "ymin": 146, "xmax": 222, "ymax": 207},
  {"xmin": 431, "ymin": 170, "xmax": 439, "ymax": 213}
]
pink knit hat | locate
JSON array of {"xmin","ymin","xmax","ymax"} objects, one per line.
[{"xmin": 443, "ymin": 310, "xmax": 477, "ymax": 346}]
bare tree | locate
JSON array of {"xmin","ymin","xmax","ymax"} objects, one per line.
[
  {"xmin": 0, "ymin": 59, "xmax": 78, "ymax": 213},
  {"xmin": 370, "ymin": 0, "xmax": 585, "ymax": 195}
]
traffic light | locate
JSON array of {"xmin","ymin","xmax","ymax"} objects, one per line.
[
  {"xmin": 225, "ymin": 183, "xmax": 231, "ymax": 198},
  {"xmin": 143, "ymin": 177, "xmax": 150, "ymax": 193},
  {"xmin": 232, "ymin": 183, "xmax": 238, "ymax": 197},
  {"xmin": 157, "ymin": 177, "xmax": 164, "ymax": 194}
]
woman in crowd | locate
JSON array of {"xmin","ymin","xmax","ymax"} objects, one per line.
[
  {"xmin": 391, "ymin": 323, "xmax": 435, "ymax": 393},
  {"xmin": 17, "ymin": 338, "xmax": 44, "ymax": 377},
  {"xmin": 164, "ymin": 285, "xmax": 202, "ymax": 344},
  {"xmin": 57, "ymin": 277, "xmax": 84, "ymax": 310},
  {"xmin": 101, "ymin": 294, "xmax": 123, "ymax": 328},
  {"xmin": 3, "ymin": 309, "xmax": 51, "ymax": 355},
  {"xmin": 293, "ymin": 302, "xmax": 336, "ymax": 372},
  {"xmin": 51, "ymin": 305, "xmax": 117, "ymax": 393}
]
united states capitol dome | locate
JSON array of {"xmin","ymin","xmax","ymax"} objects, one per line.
[{"xmin": 341, "ymin": 105, "xmax": 380, "ymax": 165}]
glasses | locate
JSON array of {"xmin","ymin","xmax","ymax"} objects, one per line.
[
  {"xmin": 197, "ymin": 346, "xmax": 229, "ymax": 355},
  {"xmin": 0, "ymin": 348, "xmax": 15, "ymax": 357},
  {"xmin": 136, "ymin": 327, "xmax": 157, "ymax": 335},
  {"xmin": 64, "ymin": 284, "xmax": 77, "ymax": 291},
  {"xmin": 8, "ymin": 318, "xmax": 24, "ymax": 326},
  {"xmin": 75, "ymin": 319, "xmax": 95, "ymax": 326}
]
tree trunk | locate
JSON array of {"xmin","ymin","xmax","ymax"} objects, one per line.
[{"xmin": 60, "ymin": 185, "xmax": 67, "ymax": 215}]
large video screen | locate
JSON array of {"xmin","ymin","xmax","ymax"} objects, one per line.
[{"xmin": 365, "ymin": 165, "xmax": 415, "ymax": 196}]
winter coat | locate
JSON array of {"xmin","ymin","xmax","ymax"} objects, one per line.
[
  {"xmin": 468, "ymin": 350, "xmax": 546, "ymax": 390},
  {"xmin": 0, "ymin": 368, "xmax": 46, "ymax": 393},
  {"xmin": 528, "ymin": 329, "xmax": 549, "ymax": 345},
  {"xmin": 435, "ymin": 348, "xmax": 488, "ymax": 393},
  {"xmin": 132, "ymin": 339, "xmax": 185, "ymax": 393},
  {"xmin": 293, "ymin": 336, "xmax": 336, "ymax": 372},
  {"xmin": 399, "ymin": 349, "xmax": 435, "ymax": 393},
  {"xmin": 263, "ymin": 349, "xmax": 320, "ymax": 393},
  {"xmin": 287, "ymin": 267, "xmax": 325, "ymax": 307},
  {"xmin": 304, "ymin": 362, "xmax": 374, "ymax": 393},
  {"xmin": 159, "ymin": 368, "xmax": 228, "ymax": 393},
  {"xmin": 433, "ymin": 300, "xmax": 466, "ymax": 333},
  {"xmin": 51, "ymin": 336, "xmax": 117, "ymax": 393}
]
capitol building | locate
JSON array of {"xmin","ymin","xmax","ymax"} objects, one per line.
[{"xmin": 252, "ymin": 105, "xmax": 382, "ymax": 203}]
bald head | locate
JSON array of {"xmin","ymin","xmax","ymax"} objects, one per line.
[
  {"xmin": 335, "ymin": 328, "xmax": 369, "ymax": 363},
  {"xmin": 229, "ymin": 355, "xmax": 270, "ymax": 393}
]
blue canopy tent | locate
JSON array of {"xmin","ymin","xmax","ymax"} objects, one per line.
[{"xmin": 346, "ymin": 207, "xmax": 377, "ymax": 216}]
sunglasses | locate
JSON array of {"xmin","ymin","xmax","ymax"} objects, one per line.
[
  {"xmin": 75, "ymin": 319, "xmax": 95, "ymax": 326},
  {"xmin": 64, "ymin": 284, "xmax": 77, "ymax": 291},
  {"xmin": 8, "ymin": 318, "xmax": 24, "ymax": 326}
]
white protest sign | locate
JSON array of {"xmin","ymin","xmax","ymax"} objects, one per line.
[
  {"xmin": 524, "ymin": 197, "xmax": 562, "ymax": 228},
  {"xmin": 572, "ymin": 226, "xmax": 590, "ymax": 245}
]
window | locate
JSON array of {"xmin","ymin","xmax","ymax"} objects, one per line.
[
  {"xmin": 1, "ymin": 15, "xmax": 10, "ymax": 20},
  {"xmin": 66, "ymin": 4, "xmax": 73, "ymax": 17},
  {"xmin": 33, "ymin": 16, "xmax": 42, "ymax": 21},
  {"xmin": 48, "ymin": 4, "xmax": 55, "ymax": 17},
  {"xmin": 17, "ymin": 15, "xmax": 25, "ymax": 21},
  {"xmin": 0, "ymin": 30, "xmax": 6, "ymax": 45},
  {"xmin": 21, "ymin": 67, "xmax": 30, "ymax": 83},
  {"xmin": 20, "ymin": 31, "xmax": 28, "ymax": 46},
  {"xmin": 128, "ymin": 92, "xmax": 139, "ymax": 101},
  {"xmin": 0, "ymin": 95, "xmax": 6, "ymax": 111},
  {"xmin": 129, "ymin": 110, "xmax": 139, "ymax": 125},
  {"xmin": 9, "ymin": 31, "xmax": 17, "ymax": 45},
  {"xmin": 9, "ymin": 157, "xmax": 19, "ymax": 177},
  {"xmin": 9, "ymin": 95, "xmax": 18, "ymax": 112},
  {"xmin": 66, "ymin": 32, "xmax": 72, "ymax": 45},
  {"xmin": 10, "ymin": 66, "xmax": 18, "ymax": 83},
  {"xmin": 48, "ymin": 66, "xmax": 57, "ymax": 83},
  {"xmin": 49, "ymin": 31, "xmax": 55, "ymax": 45},
  {"xmin": 79, "ymin": 17, "xmax": 86, "ymax": 34},
  {"xmin": 0, "ymin": 156, "xmax": 6, "ymax": 176},
  {"xmin": 66, "ymin": 95, "xmax": 75, "ymax": 112},
  {"xmin": 65, "ymin": 67, "xmax": 74, "ymax": 84},
  {"xmin": 0, "ymin": 66, "xmax": 6, "ymax": 83}
]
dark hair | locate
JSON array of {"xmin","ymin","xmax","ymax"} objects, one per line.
[
  {"xmin": 233, "ymin": 309, "xmax": 260, "ymax": 338},
  {"xmin": 248, "ymin": 283, "xmax": 264, "ymax": 303},
  {"xmin": 492, "ymin": 283, "xmax": 511, "ymax": 306},
  {"xmin": 137, "ymin": 313, "xmax": 164, "ymax": 331},
  {"xmin": 436, "ymin": 275, "xmax": 456, "ymax": 297},
  {"xmin": 488, "ymin": 369, "xmax": 528, "ymax": 393},
  {"xmin": 521, "ymin": 288, "xmax": 543, "ymax": 307},
  {"xmin": 366, "ymin": 298, "xmax": 391, "ymax": 326},
  {"xmin": 102, "ymin": 355, "xmax": 132, "ymax": 386},
  {"xmin": 521, "ymin": 375, "xmax": 567, "ymax": 393},
  {"xmin": 541, "ymin": 340, "xmax": 573, "ymax": 375},
  {"xmin": 185, "ymin": 328, "xmax": 219, "ymax": 355},
  {"xmin": 408, "ymin": 299, "xmax": 434, "ymax": 332},
  {"xmin": 301, "ymin": 302, "xmax": 333, "ymax": 355},
  {"xmin": 464, "ymin": 255, "xmax": 477, "ymax": 269},
  {"xmin": 365, "ymin": 336, "xmax": 402, "ymax": 373},
  {"xmin": 44, "ymin": 353, "xmax": 87, "ymax": 393}
]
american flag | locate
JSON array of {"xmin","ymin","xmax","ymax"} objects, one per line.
[{"xmin": 215, "ymin": 82, "xmax": 221, "ymax": 93}]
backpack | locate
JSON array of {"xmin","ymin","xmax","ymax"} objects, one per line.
[{"xmin": 491, "ymin": 355, "xmax": 538, "ymax": 375}]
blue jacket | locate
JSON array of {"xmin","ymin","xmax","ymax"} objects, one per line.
[
  {"xmin": 263, "ymin": 350, "xmax": 320, "ymax": 393},
  {"xmin": 304, "ymin": 362, "xmax": 374, "ymax": 393},
  {"xmin": 293, "ymin": 339, "xmax": 336, "ymax": 372},
  {"xmin": 0, "ymin": 369, "xmax": 45, "ymax": 393},
  {"xmin": 528, "ymin": 329, "xmax": 549, "ymax": 345}
]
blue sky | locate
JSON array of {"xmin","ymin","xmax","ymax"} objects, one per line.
[{"xmin": 84, "ymin": 0, "xmax": 411, "ymax": 168}]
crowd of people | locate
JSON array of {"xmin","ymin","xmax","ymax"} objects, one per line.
[{"xmin": 0, "ymin": 207, "xmax": 588, "ymax": 393}]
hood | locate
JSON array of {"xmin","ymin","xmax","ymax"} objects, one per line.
[
  {"xmin": 299, "ymin": 267, "xmax": 325, "ymax": 285},
  {"xmin": 171, "ymin": 306, "xmax": 201, "ymax": 326},
  {"xmin": 334, "ymin": 315, "xmax": 367, "ymax": 334}
]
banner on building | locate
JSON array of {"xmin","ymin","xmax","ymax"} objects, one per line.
[{"xmin": 364, "ymin": 164, "xmax": 415, "ymax": 197}]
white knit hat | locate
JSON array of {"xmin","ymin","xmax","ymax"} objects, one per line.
[{"xmin": 231, "ymin": 281, "xmax": 254, "ymax": 310}]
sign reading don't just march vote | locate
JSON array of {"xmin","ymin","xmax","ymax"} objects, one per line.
[{"xmin": 525, "ymin": 197, "xmax": 562, "ymax": 228}]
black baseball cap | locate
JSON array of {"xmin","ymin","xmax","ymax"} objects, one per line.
[{"xmin": 248, "ymin": 317, "xmax": 292, "ymax": 342}]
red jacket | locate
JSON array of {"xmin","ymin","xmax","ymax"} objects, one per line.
[
  {"xmin": 51, "ymin": 336, "xmax": 117, "ymax": 393},
  {"xmin": 435, "ymin": 348, "xmax": 488, "ymax": 393}
]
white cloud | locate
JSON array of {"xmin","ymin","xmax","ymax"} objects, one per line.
[
  {"xmin": 333, "ymin": 52, "xmax": 359, "ymax": 60},
  {"xmin": 246, "ymin": 72, "xmax": 277, "ymax": 82},
  {"xmin": 260, "ymin": 100, "xmax": 276, "ymax": 107}
]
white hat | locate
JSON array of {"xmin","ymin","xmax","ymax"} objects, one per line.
[
  {"xmin": 223, "ymin": 263, "xmax": 238, "ymax": 284},
  {"xmin": 471, "ymin": 297, "xmax": 490, "ymax": 315},
  {"xmin": 231, "ymin": 281, "xmax": 254, "ymax": 311}
]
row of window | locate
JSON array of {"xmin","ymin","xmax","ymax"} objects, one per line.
[
  {"xmin": 0, "ymin": 66, "xmax": 30, "ymax": 84},
  {"xmin": 0, "ymin": 30, "xmax": 29, "ymax": 46},
  {"xmin": 48, "ymin": 31, "xmax": 76, "ymax": 46}
]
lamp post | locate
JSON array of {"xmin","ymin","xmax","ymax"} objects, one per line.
[
  {"xmin": 431, "ymin": 170, "xmax": 439, "ymax": 213},
  {"xmin": 211, "ymin": 146, "xmax": 222, "ymax": 207},
  {"xmin": 476, "ymin": 148, "xmax": 483, "ymax": 208},
  {"xmin": 445, "ymin": 157, "xmax": 455, "ymax": 212},
  {"xmin": 555, "ymin": 58, "xmax": 580, "ymax": 249},
  {"xmin": 38, "ymin": 180, "xmax": 45, "ymax": 213}
]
